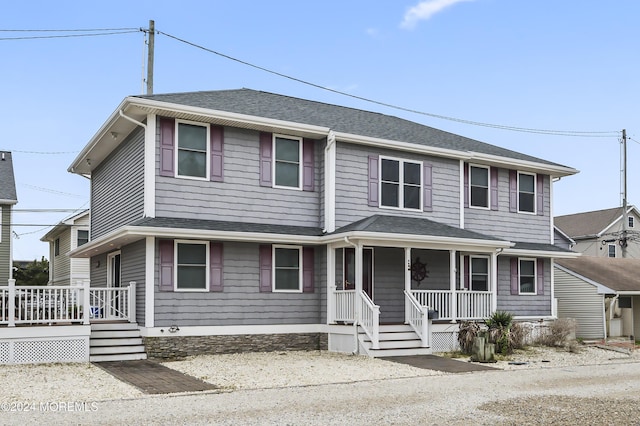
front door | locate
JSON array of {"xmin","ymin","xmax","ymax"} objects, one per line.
[
  {"xmin": 106, "ymin": 251, "xmax": 122, "ymax": 318},
  {"xmin": 344, "ymin": 248, "xmax": 374, "ymax": 299}
]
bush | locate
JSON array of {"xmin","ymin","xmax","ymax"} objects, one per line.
[
  {"xmin": 537, "ymin": 318, "xmax": 573, "ymax": 347},
  {"xmin": 485, "ymin": 311, "xmax": 521, "ymax": 355},
  {"xmin": 457, "ymin": 321, "xmax": 481, "ymax": 354}
]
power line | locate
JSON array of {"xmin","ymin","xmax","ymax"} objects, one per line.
[
  {"xmin": 0, "ymin": 30, "xmax": 139, "ymax": 41},
  {"xmin": 4, "ymin": 149, "xmax": 79, "ymax": 154},
  {"xmin": 0, "ymin": 27, "xmax": 139, "ymax": 32},
  {"xmin": 157, "ymin": 30, "xmax": 619, "ymax": 138},
  {"xmin": 20, "ymin": 184, "xmax": 85, "ymax": 198},
  {"xmin": 13, "ymin": 209, "xmax": 86, "ymax": 213}
]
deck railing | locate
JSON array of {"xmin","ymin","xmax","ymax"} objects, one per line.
[
  {"xmin": 88, "ymin": 283, "xmax": 135, "ymax": 322},
  {"xmin": 357, "ymin": 290, "xmax": 380, "ymax": 349},
  {"xmin": 333, "ymin": 289, "xmax": 355, "ymax": 323},
  {"xmin": 411, "ymin": 290, "xmax": 492, "ymax": 321},
  {"xmin": 404, "ymin": 290, "xmax": 429, "ymax": 347}
]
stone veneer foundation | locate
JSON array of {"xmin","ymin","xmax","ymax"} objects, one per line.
[{"xmin": 144, "ymin": 333, "xmax": 329, "ymax": 360}]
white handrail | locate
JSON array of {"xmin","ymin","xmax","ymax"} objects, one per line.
[
  {"xmin": 357, "ymin": 290, "xmax": 380, "ymax": 350},
  {"xmin": 404, "ymin": 290, "xmax": 429, "ymax": 347},
  {"xmin": 333, "ymin": 289, "xmax": 356, "ymax": 323}
]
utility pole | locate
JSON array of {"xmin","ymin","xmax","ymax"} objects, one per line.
[
  {"xmin": 621, "ymin": 128, "xmax": 628, "ymax": 258},
  {"xmin": 146, "ymin": 19, "xmax": 155, "ymax": 95}
]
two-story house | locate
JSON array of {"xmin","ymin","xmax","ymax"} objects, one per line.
[
  {"xmin": 0, "ymin": 152, "xmax": 17, "ymax": 285},
  {"xmin": 41, "ymin": 209, "xmax": 90, "ymax": 286},
  {"xmin": 68, "ymin": 89, "xmax": 578, "ymax": 358}
]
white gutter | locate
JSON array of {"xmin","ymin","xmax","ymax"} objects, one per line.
[
  {"xmin": 119, "ymin": 109, "xmax": 147, "ymax": 129},
  {"xmin": 501, "ymin": 248, "xmax": 580, "ymax": 259}
]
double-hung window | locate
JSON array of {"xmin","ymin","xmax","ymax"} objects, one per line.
[
  {"xmin": 177, "ymin": 121, "xmax": 209, "ymax": 179},
  {"xmin": 273, "ymin": 245, "xmax": 302, "ymax": 292},
  {"xmin": 518, "ymin": 172, "xmax": 536, "ymax": 213},
  {"xmin": 629, "ymin": 217, "xmax": 635, "ymax": 228},
  {"xmin": 77, "ymin": 230, "xmax": 89, "ymax": 247},
  {"xmin": 469, "ymin": 165, "xmax": 489, "ymax": 208},
  {"xmin": 273, "ymin": 135, "xmax": 302, "ymax": 189},
  {"xmin": 470, "ymin": 257, "xmax": 489, "ymax": 291},
  {"xmin": 380, "ymin": 157, "xmax": 422, "ymax": 210},
  {"xmin": 519, "ymin": 259, "xmax": 536, "ymax": 294},
  {"xmin": 176, "ymin": 241, "xmax": 209, "ymax": 291},
  {"xmin": 608, "ymin": 244, "xmax": 616, "ymax": 258}
]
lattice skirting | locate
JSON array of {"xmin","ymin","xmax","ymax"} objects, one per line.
[
  {"xmin": 0, "ymin": 337, "xmax": 89, "ymax": 364},
  {"xmin": 431, "ymin": 332, "xmax": 459, "ymax": 353}
]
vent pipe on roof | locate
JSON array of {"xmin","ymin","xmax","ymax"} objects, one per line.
[{"xmin": 1, "ymin": 153, "xmax": 5, "ymax": 161}]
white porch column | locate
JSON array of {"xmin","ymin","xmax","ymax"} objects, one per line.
[
  {"xmin": 326, "ymin": 243, "xmax": 336, "ymax": 324},
  {"xmin": 82, "ymin": 280, "xmax": 90, "ymax": 325},
  {"xmin": 449, "ymin": 250, "xmax": 457, "ymax": 323},
  {"xmin": 8, "ymin": 279, "xmax": 15, "ymax": 327},
  {"xmin": 354, "ymin": 242, "xmax": 363, "ymax": 323},
  {"xmin": 145, "ymin": 236, "xmax": 155, "ymax": 328},
  {"xmin": 491, "ymin": 251, "xmax": 498, "ymax": 314},
  {"xmin": 404, "ymin": 247, "xmax": 411, "ymax": 323}
]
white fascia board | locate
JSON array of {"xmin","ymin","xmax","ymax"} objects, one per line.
[
  {"xmin": 140, "ymin": 323, "xmax": 326, "ymax": 337},
  {"xmin": 466, "ymin": 151, "xmax": 578, "ymax": 177},
  {"xmin": 614, "ymin": 291, "xmax": 640, "ymax": 296},
  {"xmin": 0, "ymin": 199, "xmax": 18, "ymax": 205},
  {"xmin": 554, "ymin": 263, "xmax": 616, "ymax": 294},
  {"xmin": 501, "ymin": 248, "xmax": 581, "ymax": 259},
  {"xmin": 553, "ymin": 226, "xmax": 576, "ymax": 245}
]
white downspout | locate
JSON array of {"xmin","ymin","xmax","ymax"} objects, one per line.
[{"xmin": 324, "ymin": 131, "xmax": 337, "ymax": 233}]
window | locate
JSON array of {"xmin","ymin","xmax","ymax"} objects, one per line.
[
  {"xmin": 273, "ymin": 135, "xmax": 302, "ymax": 189},
  {"xmin": 519, "ymin": 259, "xmax": 536, "ymax": 294},
  {"xmin": 608, "ymin": 244, "xmax": 616, "ymax": 258},
  {"xmin": 380, "ymin": 157, "xmax": 422, "ymax": 210},
  {"xmin": 470, "ymin": 257, "xmax": 489, "ymax": 291},
  {"xmin": 177, "ymin": 121, "xmax": 209, "ymax": 179},
  {"xmin": 518, "ymin": 172, "xmax": 536, "ymax": 213},
  {"xmin": 176, "ymin": 241, "xmax": 209, "ymax": 291},
  {"xmin": 629, "ymin": 217, "xmax": 635, "ymax": 228},
  {"xmin": 54, "ymin": 238, "xmax": 60, "ymax": 256},
  {"xmin": 469, "ymin": 165, "xmax": 489, "ymax": 208},
  {"xmin": 77, "ymin": 230, "xmax": 89, "ymax": 247},
  {"xmin": 273, "ymin": 246, "xmax": 302, "ymax": 292}
]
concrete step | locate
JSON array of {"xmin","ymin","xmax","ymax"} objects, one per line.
[
  {"xmin": 90, "ymin": 330, "xmax": 141, "ymax": 339},
  {"xmin": 90, "ymin": 345, "xmax": 147, "ymax": 355},
  {"xmin": 90, "ymin": 322, "xmax": 139, "ymax": 331},
  {"xmin": 366, "ymin": 347, "xmax": 432, "ymax": 358},
  {"xmin": 90, "ymin": 353, "xmax": 147, "ymax": 362},
  {"xmin": 364, "ymin": 339, "xmax": 424, "ymax": 350},
  {"xmin": 90, "ymin": 337, "xmax": 144, "ymax": 347}
]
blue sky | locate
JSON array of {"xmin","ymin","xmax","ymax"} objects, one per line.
[{"xmin": 2, "ymin": 0, "xmax": 639, "ymax": 260}]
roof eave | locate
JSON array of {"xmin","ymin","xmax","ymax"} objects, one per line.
[{"xmin": 501, "ymin": 248, "xmax": 580, "ymax": 258}]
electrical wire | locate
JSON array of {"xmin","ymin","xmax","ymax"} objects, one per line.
[
  {"xmin": 158, "ymin": 30, "xmax": 620, "ymax": 138},
  {"xmin": 0, "ymin": 30, "xmax": 139, "ymax": 41},
  {"xmin": 0, "ymin": 28, "xmax": 139, "ymax": 32},
  {"xmin": 19, "ymin": 184, "xmax": 85, "ymax": 199},
  {"xmin": 3, "ymin": 149, "xmax": 79, "ymax": 154}
]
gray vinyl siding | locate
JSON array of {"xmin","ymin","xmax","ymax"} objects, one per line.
[
  {"xmin": 553, "ymin": 229, "xmax": 573, "ymax": 250},
  {"xmin": 155, "ymin": 125, "xmax": 322, "ymax": 227},
  {"xmin": 90, "ymin": 253, "xmax": 108, "ymax": 287},
  {"xmin": 334, "ymin": 142, "xmax": 460, "ymax": 229},
  {"xmin": 0, "ymin": 206, "xmax": 9, "ymax": 284},
  {"xmin": 496, "ymin": 257, "xmax": 551, "ymax": 316},
  {"xmin": 154, "ymin": 241, "xmax": 323, "ymax": 327},
  {"xmin": 633, "ymin": 296, "xmax": 640, "ymax": 340},
  {"xmin": 466, "ymin": 171, "xmax": 550, "ymax": 243},
  {"xmin": 554, "ymin": 268, "xmax": 605, "ymax": 339},
  {"xmin": 51, "ymin": 232, "xmax": 71, "ymax": 285},
  {"xmin": 91, "ymin": 127, "xmax": 145, "ymax": 239},
  {"xmin": 410, "ymin": 249, "xmax": 452, "ymax": 291},
  {"xmin": 121, "ymin": 240, "xmax": 146, "ymax": 327},
  {"xmin": 373, "ymin": 248, "xmax": 405, "ymax": 324}
]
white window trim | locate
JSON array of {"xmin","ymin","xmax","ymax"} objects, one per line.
[
  {"xmin": 379, "ymin": 156, "xmax": 423, "ymax": 212},
  {"xmin": 518, "ymin": 257, "xmax": 537, "ymax": 295},
  {"xmin": 272, "ymin": 134, "xmax": 303, "ymax": 190},
  {"xmin": 272, "ymin": 244, "xmax": 303, "ymax": 293},
  {"xmin": 76, "ymin": 228, "xmax": 89, "ymax": 249},
  {"xmin": 629, "ymin": 216, "xmax": 635, "ymax": 228},
  {"xmin": 175, "ymin": 119, "xmax": 210, "ymax": 181},
  {"xmin": 517, "ymin": 171, "xmax": 537, "ymax": 214},
  {"xmin": 174, "ymin": 240, "xmax": 210, "ymax": 292},
  {"xmin": 608, "ymin": 244, "xmax": 616, "ymax": 258},
  {"xmin": 107, "ymin": 250, "xmax": 122, "ymax": 288},
  {"xmin": 469, "ymin": 164, "xmax": 490, "ymax": 210},
  {"xmin": 469, "ymin": 255, "xmax": 490, "ymax": 291}
]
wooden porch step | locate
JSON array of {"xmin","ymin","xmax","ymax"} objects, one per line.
[
  {"xmin": 366, "ymin": 347, "xmax": 432, "ymax": 358},
  {"xmin": 91, "ymin": 322, "xmax": 139, "ymax": 331},
  {"xmin": 89, "ymin": 322, "xmax": 147, "ymax": 362},
  {"xmin": 90, "ymin": 337, "xmax": 143, "ymax": 347},
  {"xmin": 90, "ymin": 345, "xmax": 147, "ymax": 355},
  {"xmin": 91, "ymin": 330, "xmax": 141, "ymax": 339},
  {"xmin": 91, "ymin": 353, "xmax": 147, "ymax": 362}
]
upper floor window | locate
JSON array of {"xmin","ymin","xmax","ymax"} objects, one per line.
[
  {"xmin": 519, "ymin": 258, "xmax": 536, "ymax": 294},
  {"xmin": 273, "ymin": 135, "xmax": 302, "ymax": 189},
  {"xmin": 629, "ymin": 216, "xmax": 635, "ymax": 228},
  {"xmin": 608, "ymin": 244, "xmax": 616, "ymax": 258},
  {"xmin": 518, "ymin": 172, "xmax": 536, "ymax": 213},
  {"xmin": 176, "ymin": 240, "xmax": 209, "ymax": 291},
  {"xmin": 470, "ymin": 256, "xmax": 489, "ymax": 291},
  {"xmin": 273, "ymin": 245, "xmax": 302, "ymax": 292},
  {"xmin": 469, "ymin": 165, "xmax": 489, "ymax": 209},
  {"xmin": 380, "ymin": 157, "xmax": 422, "ymax": 210},
  {"xmin": 177, "ymin": 121, "xmax": 209, "ymax": 179},
  {"xmin": 77, "ymin": 230, "xmax": 89, "ymax": 247},
  {"xmin": 54, "ymin": 238, "xmax": 60, "ymax": 256}
]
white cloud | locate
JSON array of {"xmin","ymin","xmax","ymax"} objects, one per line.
[{"xmin": 401, "ymin": 0, "xmax": 474, "ymax": 29}]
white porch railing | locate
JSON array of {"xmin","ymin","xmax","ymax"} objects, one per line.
[
  {"xmin": 404, "ymin": 290, "xmax": 429, "ymax": 347},
  {"xmin": 357, "ymin": 290, "xmax": 380, "ymax": 349},
  {"xmin": 88, "ymin": 283, "xmax": 136, "ymax": 322},
  {"xmin": 333, "ymin": 289, "xmax": 356, "ymax": 322},
  {"xmin": 411, "ymin": 290, "xmax": 492, "ymax": 321}
]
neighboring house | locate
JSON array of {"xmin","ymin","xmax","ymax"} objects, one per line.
[
  {"xmin": 555, "ymin": 206, "xmax": 640, "ymax": 259},
  {"xmin": 67, "ymin": 89, "xmax": 579, "ymax": 358},
  {"xmin": 41, "ymin": 210, "xmax": 90, "ymax": 286},
  {"xmin": 555, "ymin": 256, "xmax": 640, "ymax": 340},
  {"xmin": 0, "ymin": 152, "xmax": 17, "ymax": 285}
]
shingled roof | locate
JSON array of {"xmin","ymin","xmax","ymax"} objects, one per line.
[
  {"xmin": 556, "ymin": 256, "xmax": 640, "ymax": 292},
  {"xmin": 555, "ymin": 207, "xmax": 635, "ymax": 238},
  {"xmin": 136, "ymin": 89, "xmax": 568, "ymax": 168},
  {"xmin": 0, "ymin": 151, "xmax": 17, "ymax": 204}
]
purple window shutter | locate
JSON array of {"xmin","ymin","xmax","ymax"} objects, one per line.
[
  {"xmin": 209, "ymin": 242, "xmax": 223, "ymax": 292},
  {"xmin": 368, "ymin": 155, "xmax": 379, "ymax": 207},
  {"xmin": 463, "ymin": 163, "xmax": 469, "ymax": 208},
  {"xmin": 210, "ymin": 126, "xmax": 224, "ymax": 182},
  {"xmin": 302, "ymin": 139, "xmax": 315, "ymax": 191},
  {"xmin": 536, "ymin": 174, "xmax": 544, "ymax": 216},
  {"xmin": 302, "ymin": 247, "xmax": 315, "ymax": 293},
  {"xmin": 463, "ymin": 256, "xmax": 470, "ymax": 289},
  {"xmin": 259, "ymin": 245, "xmax": 272, "ymax": 292},
  {"xmin": 536, "ymin": 259, "xmax": 545, "ymax": 295},
  {"xmin": 159, "ymin": 240, "xmax": 174, "ymax": 292},
  {"xmin": 510, "ymin": 258, "xmax": 519, "ymax": 295},
  {"xmin": 160, "ymin": 117, "xmax": 175, "ymax": 177},
  {"xmin": 423, "ymin": 163, "xmax": 433, "ymax": 212},
  {"xmin": 259, "ymin": 132, "xmax": 273, "ymax": 187},
  {"xmin": 509, "ymin": 170, "xmax": 518, "ymax": 213},
  {"xmin": 490, "ymin": 167, "xmax": 499, "ymax": 211}
]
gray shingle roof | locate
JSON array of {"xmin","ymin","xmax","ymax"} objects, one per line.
[
  {"xmin": 556, "ymin": 256, "xmax": 640, "ymax": 292},
  {"xmin": 511, "ymin": 241, "xmax": 574, "ymax": 253},
  {"xmin": 0, "ymin": 152, "xmax": 17, "ymax": 202},
  {"xmin": 555, "ymin": 207, "xmax": 632, "ymax": 238},
  {"xmin": 136, "ymin": 89, "xmax": 567, "ymax": 168},
  {"xmin": 129, "ymin": 217, "xmax": 323, "ymax": 236}
]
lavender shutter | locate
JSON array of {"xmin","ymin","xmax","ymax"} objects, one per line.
[
  {"xmin": 159, "ymin": 240, "xmax": 174, "ymax": 292},
  {"xmin": 509, "ymin": 170, "xmax": 518, "ymax": 213},
  {"xmin": 209, "ymin": 242, "xmax": 223, "ymax": 292},
  {"xmin": 423, "ymin": 163, "xmax": 433, "ymax": 212},
  {"xmin": 368, "ymin": 155, "xmax": 379, "ymax": 207},
  {"xmin": 302, "ymin": 139, "xmax": 314, "ymax": 191},
  {"xmin": 302, "ymin": 247, "xmax": 315, "ymax": 293},
  {"xmin": 160, "ymin": 117, "xmax": 175, "ymax": 177},
  {"xmin": 463, "ymin": 163, "xmax": 469, "ymax": 208},
  {"xmin": 259, "ymin": 245, "xmax": 272, "ymax": 292},
  {"xmin": 536, "ymin": 259, "xmax": 545, "ymax": 295},
  {"xmin": 510, "ymin": 258, "xmax": 519, "ymax": 295},
  {"xmin": 463, "ymin": 256, "xmax": 470, "ymax": 289},
  {"xmin": 259, "ymin": 132, "xmax": 273, "ymax": 187},
  {"xmin": 210, "ymin": 125, "xmax": 224, "ymax": 182},
  {"xmin": 536, "ymin": 174, "xmax": 544, "ymax": 216},
  {"xmin": 490, "ymin": 167, "xmax": 499, "ymax": 211}
]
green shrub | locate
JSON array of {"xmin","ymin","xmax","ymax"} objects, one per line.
[{"xmin": 457, "ymin": 321, "xmax": 481, "ymax": 354}]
